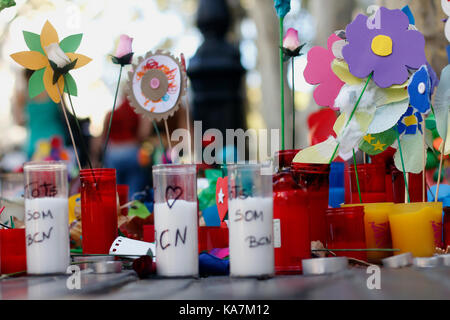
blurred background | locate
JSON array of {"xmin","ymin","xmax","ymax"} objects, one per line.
[{"xmin": 0, "ymin": 0, "xmax": 447, "ymax": 172}]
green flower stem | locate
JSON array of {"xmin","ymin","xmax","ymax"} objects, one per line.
[
  {"xmin": 352, "ymin": 149, "xmax": 362, "ymax": 203},
  {"xmin": 328, "ymin": 73, "xmax": 373, "ymax": 164},
  {"xmin": 395, "ymin": 125, "xmax": 410, "ymax": 203},
  {"xmin": 10, "ymin": 216, "xmax": 14, "ymax": 228},
  {"xmin": 279, "ymin": 16, "xmax": 285, "ymax": 151},
  {"xmin": 63, "ymin": 74, "xmax": 94, "ymax": 170},
  {"xmin": 292, "ymin": 58, "xmax": 295, "ymax": 148},
  {"xmin": 102, "ymin": 64, "xmax": 123, "ymax": 167},
  {"xmin": 313, "ymin": 248, "xmax": 400, "ymax": 252}
]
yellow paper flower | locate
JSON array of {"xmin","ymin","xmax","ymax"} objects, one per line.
[{"xmin": 10, "ymin": 20, "xmax": 91, "ymax": 103}]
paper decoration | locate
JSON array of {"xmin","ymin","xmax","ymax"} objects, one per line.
[
  {"xmin": 332, "ymin": 59, "xmax": 408, "ymax": 105},
  {"xmin": 307, "ymin": 108, "xmax": 337, "ymax": 145},
  {"xmin": 394, "ymin": 132, "xmax": 424, "ymax": 173},
  {"xmin": 128, "ymin": 200, "xmax": 151, "ymax": 219},
  {"xmin": 304, "ymin": 34, "xmax": 345, "ymax": 110},
  {"xmin": 433, "ymin": 64, "xmax": 450, "ymax": 146},
  {"xmin": 407, "ymin": 65, "xmax": 431, "ymax": 113},
  {"xmin": 397, "ymin": 106, "xmax": 423, "ymax": 135},
  {"xmin": 10, "ymin": 21, "xmax": 91, "ymax": 103},
  {"xmin": 273, "ymin": 0, "xmax": 291, "ymax": 18},
  {"xmin": 202, "ymin": 205, "xmax": 221, "ymax": 227},
  {"xmin": 442, "ymin": 0, "xmax": 450, "ymax": 16},
  {"xmin": 126, "ymin": 50, "xmax": 186, "ymax": 121},
  {"xmin": 401, "ymin": 5, "xmax": 415, "ymax": 25},
  {"xmin": 215, "ymin": 176, "xmax": 228, "ymax": 222},
  {"xmin": 292, "ymin": 136, "xmax": 338, "ymax": 164},
  {"xmin": 342, "ymin": 7, "xmax": 426, "ymax": 88},
  {"xmin": 282, "ymin": 28, "xmax": 305, "ymax": 61},
  {"xmin": 360, "ymin": 128, "xmax": 397, "ymax": 155},
  {"xmin": 367, "ymin": 99, "xmax": 409, "ymax": 134},
  {"xmin": 0, "ymin": 0, "xmax": 15, "ymax": 12}
]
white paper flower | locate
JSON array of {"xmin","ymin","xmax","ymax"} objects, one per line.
[{"xmin": 45, "ymin": 43, "xmax": 71, "ymax": 68}]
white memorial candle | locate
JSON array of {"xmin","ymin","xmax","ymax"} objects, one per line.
[
  {"xmin": 228, "ymin": 196, "xmax": 274, "ymax": 277},
  {"xmin": 25, "ymin": 197, "xmax": 70, "ymax": 274},
  {"xmin": 154, "ymin": 199, "xmax": 198, "ymax": 277}
]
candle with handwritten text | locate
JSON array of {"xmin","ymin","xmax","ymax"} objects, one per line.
[
  {"xmin": 227, "ymin": 163, "xmax": 274, "ymax": 277},
  {"xmin": 152, "ymin": 164, "xmax": 198, "ymax": 277},
  {"xmin": 23, "ymin": 161, "xmax": 69, "ymax": 274}
]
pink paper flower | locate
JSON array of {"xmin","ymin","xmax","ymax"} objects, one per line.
[
  {"xmin": 303, "ymin": 33, "xmax": 345, "ymax": 110},
  {"xmin": 112, "ymin": 34, "xmax": 134, "ymax": 66},
  {"xmin": 115, "ymin": 34, "xmax": 133, "ymax": 58},
  {"xmin": 283, "ymin": 28, "xmax": 300, "ymax": 51}
]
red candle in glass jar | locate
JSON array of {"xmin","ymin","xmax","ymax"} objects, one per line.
[
  {"xmin": 273, "ymin": 150, "xmax": 330, "ymax": 274},
  {"xmin": 444, "ymin": 207, "xmax": 450, "ymax": 249},
  {"xmin": 80, "ymin": 169, "xmax": 118, "ymax": 254},
  {"xmin": 0, "ymin": 228, "xmax": 27, "ymax": 275},
  {"xmin": 347, "ymin": 163, "xmax": 387, "ymax": 203},
  {"xmin": 117, "ymin": 184, "xmax": 129, "ymax": 216},
  {"xmin": 326, "ymin": 206, "xmax": 367, "ymax": 261}
]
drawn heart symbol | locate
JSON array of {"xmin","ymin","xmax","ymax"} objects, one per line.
[
  {"xmin": 215, "ymin": 176, "xmax": 228, "ymax": 223},
  {"xmin": 165, "ymin": 186, "xmax": 183, "ymax": 209}
]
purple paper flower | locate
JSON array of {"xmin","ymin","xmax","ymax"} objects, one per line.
[{"xmin": 342, "ymin": 7, "xmax": 426, "ymax": 88}]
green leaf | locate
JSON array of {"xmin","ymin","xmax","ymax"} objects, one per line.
[
  {"xmin": 28, "ymin": 68, "xmax": 45, "ymax": 99},
  {"xmin": 23, "ymin": 31, "xmax": 44, "ymax": 55},
  {"xmin": 128, "ymin": 201, "xmax": 151, "ymax": 219},
  {"xmin": 59, "ymin": 34, "xmax": 83, "ymax": 53},
  {"xmin": 64, "ymin": 73, "xmax": 78, "ymax": 96},
  {"xmin": 359, "ymin": 128, "xmax": 397, "ymax": 156}
]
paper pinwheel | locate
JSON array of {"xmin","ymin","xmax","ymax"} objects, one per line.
[
  {"xmin": 10, "ymin": 20, "xmax": 91, "ymax": 103},
  {"xmin": 126, "ymin": 50, "xmax": 186, "ymax": 121},
  {"xmin": 304, "ymin": 33, "xmax": 345, "ymax": 110},
  {"xmin": 342, "ymin": 7, "xmax": 426, "ymax": 88},
  {"xmin": 293, "ymin": 6, "xmax": 429, "ymax": 173}
]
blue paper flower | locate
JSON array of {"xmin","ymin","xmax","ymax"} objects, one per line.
[
  {"xmin": 397, "ymin": 106, "xmax": 423, "ymax": 135},
  {"xmin": 274, "ymin": 0, "xmax": 291, "ymax": 18},
  {"xmin": 407, "ymin": 65, "xmax": 431, "ymax": 113}
]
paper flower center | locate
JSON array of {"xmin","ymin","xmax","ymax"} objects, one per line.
[
  {"xmin": 417, "ymin": 82, "xmax": 426, "ymax": 94},
  {"xmin": 404, "ymin": 115, "xmax": 418, "ymax": 126},
  {"xmin": 371, "ymin": 35, "xmax": 393, "ymax": 56},
  {"xmin": 150, "ymin": 77, "xmax": 160, "ymax": 89}
]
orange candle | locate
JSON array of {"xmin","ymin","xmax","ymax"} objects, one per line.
[{"xmin": 389, "ymin": 202, "xmax": 443, "ymax": 257}]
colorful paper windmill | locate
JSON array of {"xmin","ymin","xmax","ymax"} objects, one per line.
[
  {"xmin": 126, "ymin": 50, "xmax": 186, "ymax": 121},
  {"xmin": 10, "ymin": 20, "xmax": 91, "ymax": 103}
]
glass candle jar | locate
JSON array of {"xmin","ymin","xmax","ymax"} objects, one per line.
[
  {"xmin": 273, "ymin": 149, "xmax": 307, "ymax": 275},
  {"xmin": 153, "ymin": 164, "xmax": 198, "ymax": 277},
  {"xmin": 228, "ymin": 163, "xmax": 274, "ymax": 277},
  {"xmin": 342, "ymin": 202, "xmax": 394, "ymax": 263},
  {"xmin": 0, "ymin": 228, "xmax": 26, "ymax": 275},
  {"xmin": 325, "ymin": 206, "xmax": 367, "ymax": 261},
  {"xmin": 444, "ymin": 207, "xmax": 450, "ymax": 249},
  {"xmin": 24, "ymin": 161, "xmax": 69, "ymax": 274},
  {"xmin": 80, "ymin": 168, "xmax": 118, "ymax": 254},
  {"xmin": 291, "ymin": 162, "xmax": 330, "ymax": 247},
  {"xmin": 389, "ymin": 202, "xmax": 443, "ymax": 257},
  {"xmin": 347, "ymin": 163, "xmax": 387, "ymax": 204},
  {"xmin": 0, "ymin": 173, "xmax": 25, "ymax": 226}
]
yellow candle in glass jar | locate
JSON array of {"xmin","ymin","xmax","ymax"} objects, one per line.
[
  {"xmin": 342, "ymin": 203, "xmax": 394, "ymax": 263},
  {"xmin": 389, "ymin": 202, "xmax": 443, "ymax": 257}
]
